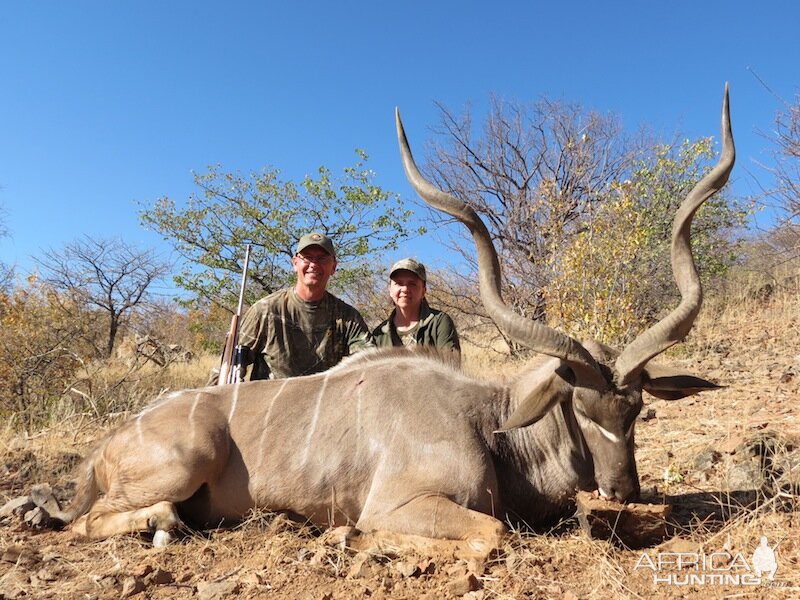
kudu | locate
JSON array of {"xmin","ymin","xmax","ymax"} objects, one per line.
[{"xmin": 55, "ymin": 86, "xmax": 734, "ymax": 560}]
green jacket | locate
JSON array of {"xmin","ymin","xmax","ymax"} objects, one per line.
[
  {"xmin": 237, "ymin": 288, "xmax": 374, "ymax": 380},
  {"xmin": 372, "ymin": 300, "xmax": 461, "ymax": 364}
]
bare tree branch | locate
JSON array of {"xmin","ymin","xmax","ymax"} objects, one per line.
[{"xmin": 34, "ymin": 236, "xmax": 171, "ymax": 358}]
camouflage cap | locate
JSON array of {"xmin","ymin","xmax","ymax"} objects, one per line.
[
  {"xmin": 389, "ymin": 258, "xmax": 427, "ymax": 282},
  {"xmin": 296, "ymin": 232, "xmax": 336, "ymax": 258}
]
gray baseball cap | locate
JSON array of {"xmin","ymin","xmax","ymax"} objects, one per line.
[
  {"xmin": 296, "ymin": 232, "xmax": 336, "ymax": 258},
  {"xmin": 389, "ymin": 258, "xmax": 427, "ymax": 282}
]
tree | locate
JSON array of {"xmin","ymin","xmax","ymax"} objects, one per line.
[
  {"xmin": 771, "ymin": 90, "xmax": 800, "ymax": 223},
  {"xmin": 139, "ymin": 150, "xmax": 421, "ymax": 312},
  {"xmin": 0, "ymin": 203, "xmax": 13, "ymax": 290},
  {"xmin": 34, "ymin": 236, "xmax": 171, "ymax": 358},
  {"xmin": 0, "ymin": 276, "xmax": 91, "ymax": 429},
  {"xmin": 423, "ymin": 96, "xmax": 633, "ymax": 349},
  {"xmin": 551, "ymin": 138, "xmax": 748, "ymax": 342},
  {"xmin": 758, "ymin": 90, "xmax": 800, "ymax": 271},
  {"xmin": 425, "ymin": 96, "xmax": 749, "ymax": 349}
]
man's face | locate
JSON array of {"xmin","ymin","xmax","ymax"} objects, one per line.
[
  {"xmin": 292, "ymin": 246, "xmax": 336, "ymax": 290},
  {"xmin": 389, "ymin": 270, "xmax": 426, "ymax": 311}
]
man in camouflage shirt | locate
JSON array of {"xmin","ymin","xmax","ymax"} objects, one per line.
[{"xmin": 227, "ymin": 232, "xmax": 373, "ymax": 381}]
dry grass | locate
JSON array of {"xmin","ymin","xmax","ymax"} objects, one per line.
[{"xmin": 1, "ymin": 289, "xmax": 798, "ymax": 598}]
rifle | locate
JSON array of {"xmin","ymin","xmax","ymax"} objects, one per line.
[{"xmin": 218, "ymin": 244, "xmax": 252, "ymax": 385}]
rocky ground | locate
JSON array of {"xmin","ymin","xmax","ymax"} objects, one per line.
[{"xmin": 1, "ymin": 293, "xmax": 798, "ymax": 599}]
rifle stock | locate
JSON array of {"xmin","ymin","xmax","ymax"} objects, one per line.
[{"xmin": 218, "ymin": 244, "xmax": 252, "ymax": 385}]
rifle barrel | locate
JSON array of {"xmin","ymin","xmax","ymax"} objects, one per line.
[{"xmin": 235, "ymin": 244, "xmax": 252, "ymax": 319}]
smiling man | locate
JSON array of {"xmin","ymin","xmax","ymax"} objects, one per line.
[
  {"xmin": 372, "ymin": 258, "xmax": 461, "ymax": 365},
  {"xmin": 222, "ymin": 232, "xmax": 374, "ymax": 381}
]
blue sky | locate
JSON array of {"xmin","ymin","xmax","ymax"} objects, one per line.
[{"xmin": 1, "ymin": 1, "xmax": 797, "ymax": 292}]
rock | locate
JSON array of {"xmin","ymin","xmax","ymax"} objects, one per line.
[
  {"xmin": 197, "ymin": 580, "xmax": 241, "ymax": 600},
  {"xmin": 176, "ymin": 571, "xmax": 194, "ymax": 584},
  {"xmin": 309, "ymin": 547, "xmax": 329, "ymax": 566},
  {"xmin": 575, "ymin": 490, "xmax": 671, "ymax": 548},
  {"xmin": 0, "ymin": 496, "xmax": 35, "ymax": 520},
  {"xmin": 417, "ymin": 558, "xmax": 437, "ymax": 575},
  {"xmin": 446, "ymin": 573, "xmax": 481, "ymax": 596},
  {"xmin": 445, "ymin": 562, "xmax": 470, "ymax": 578},
  {"xmin": 735, "ymin": 432, "xmax": 782, "ymax": 461},
  {"xmin": 639, "ymin": 408, "xmax": 657, "ymax": 422},
  {"xmin": 394, "ymin": 560, "xmax": 420, "ymax": 578},
  {"xmin": 241, "ymin": 570, "xmax": 270, "ymax": 587},
  {"xmin": 132, "ymin": 562, "xmax": 154, "ymax": 578},
  {"xmin": 726, "ymin": 460, "xmax": 766, "ymax": 492},
  {"xmin": 692, "ymin": 448, "xmax": 721, "ymax": 471},
  {"xmin": 24, "ymin": 506, "xmax": 53, "ymax": 529},
  {"xmin": 121, "ymin": 575, "xmax": 145, "ymax": 598},
  {"xmin": 719, "ymin": 433, "xmax": 746, "ymax": 454},
  {"xmin": 774, "ymin": 449, "xmax": 800, "ymax": 493},
  {"xmin": 30, "ymin": 483, "xmax": 62, "ymax": 514},
  {"xmin": 347, "ymin": 553, "xmax": 372, "ymax": 579},
  {"xmin": 145, "ymin": 568, "xmax": 174, "ymax": 586}
]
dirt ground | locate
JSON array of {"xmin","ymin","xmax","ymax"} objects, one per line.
[{"xmin": 1, "ymin": 294, "xmax": 798, "ymax": 599}]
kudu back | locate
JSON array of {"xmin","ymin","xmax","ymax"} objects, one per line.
[{"xmin": 56, "ymin": 86, "xmax": 734, "ymax": 559}]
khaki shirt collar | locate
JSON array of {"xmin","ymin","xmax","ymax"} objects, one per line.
[{"xmin": 381, "ymin": 299, "xmax": 434, "ymax": 336}]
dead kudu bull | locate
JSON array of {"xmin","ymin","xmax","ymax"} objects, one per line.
[{"xmin": 54, "ymin": 86, "xmax": 734, "ymax": 560}]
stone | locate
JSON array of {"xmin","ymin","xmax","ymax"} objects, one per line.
[
  {"xmin": 0, "ymin": 496, "xmax": 35, "ymax": 520},
  {"xmin": 23, "ymin": 506, "xmax": 52, "ymax": 529},
  {"xmin": 446, "ymin": 573, "xmax": 481, "ymax": 596},
  {"xmin": 30, "ymin": 484, "xmax": 62, "ymax": 514},
  {"xmin": 726, "ymin": 460, "xmax": 766, "ymax": 492},
  {"xmin": 347, "ymin": 553, "xmax": 372, "ymax": 579},
  {"xmin": 774, "ymin": 449, "xmax": 800, "ymax": 493},
  {"xmin": 121, "ymin": 576, "xmax": 145, "ymax": 598},
  {"xmin": 394, "ymin": 560, "xmax": 420, "ymax": 578},
  {"xmin": 197, "ymin": 580, "xmax": 242, "ymax": 600},
  {"xmin": 692, "ymin": 448, "xmax": 721, "ymax": 471},
  {"xmin": 639, "ymin": 408, "xmax": 657, "ymax": 422},
  {"xmin": 144, "ymin": 568, "xmax": 174, "ymax": 586}
]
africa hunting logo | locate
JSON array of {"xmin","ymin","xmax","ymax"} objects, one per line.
[{"xmin": 633, "ymin": 536, "xmax": 784, "ymax": 587}]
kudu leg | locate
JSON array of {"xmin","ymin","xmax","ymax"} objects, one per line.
[
  {"xmin": 326, "ymin": 494, "xmax": 507, "ymax": 562},
  {"xmin": 72, "ymin": 497, "xmax": 183, "ymax": 544}
]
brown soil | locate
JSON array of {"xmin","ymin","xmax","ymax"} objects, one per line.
[{"xmin": 1, "ymin": 294, "xmax": 798, "ymax": 599}]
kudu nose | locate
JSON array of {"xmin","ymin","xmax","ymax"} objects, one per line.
[{"xmin": 607, "ymin": 477, "xmax": 640, "ymax": 503}]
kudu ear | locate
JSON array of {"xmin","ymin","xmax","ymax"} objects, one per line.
[
  {"xmin": 643, "ymin": 362, "xmax": 723, "ymax": 400},
  {"xmin": 496, "ymin": 365, "xmax": 574, "ymax": 432}
]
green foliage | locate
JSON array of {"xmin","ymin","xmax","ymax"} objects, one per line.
[
  {"xmin": 549, "ymin": 137, "xmax": 751, "ymax": 344},
  {"xmin": 139, "ymin": 150, "xmax": 421, "ymax": 311}
]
